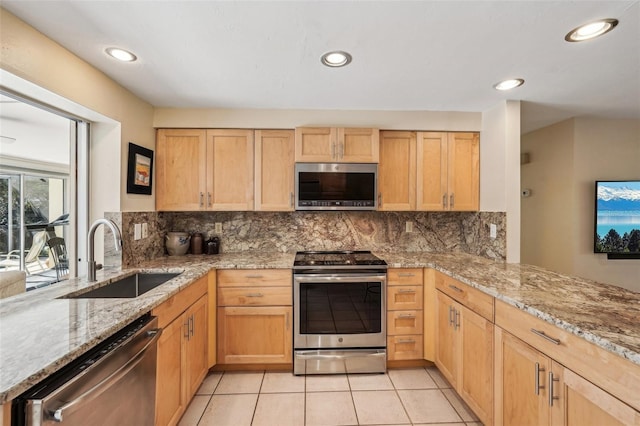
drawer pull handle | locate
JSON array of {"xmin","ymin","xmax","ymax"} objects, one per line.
[
  {"xmin": 448, "ymin": 306, "xmax": 454, "ymax": 327},
  {"xmin": 454, "ymin": 309, "xmax": 460, "ymax": 330},
  {"xmin": 397, "ymin": 273, "xmax": 415, "ymax": 277},
  {"xmin": 397, "ymin": 289, "xmax": 416, "ymax": 294},
  {"xmin": 398, "ymin": 314, "xmax": 416, "ymax": 319},
  {"xmin": 534, "ymin": 362, "xmax": 545, "ymax": 395},
  {"xmin": 245, "ymin": 274, "xmax": 264, "ymax": 279},
  {"xmin": 442, "ymin": 193, "xmax": 447, "ymax": 209},
  {"xmin": 549, "ymin": 372, "xmax": 559, "ymax": 406},
  {"xmin": 246, "ymin": 293, "xmax": 264, "ymax": 298},
  {"xmin": 397, "ymin": 339, "xmax": 416, "ymax": 344},
  {"xmin": 448, "ymin": 284, "xmax": 463, "ymax": 293},
  {"xmin": 531, "ymin": 328, "xmax": 561, "ymax": 345}
]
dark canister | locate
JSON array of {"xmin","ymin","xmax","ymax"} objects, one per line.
[
  {"xmin": 190, "ymin": 232, "xmax": 203, "ymax": 254},
  {"xmin": 206, "ymin": 236, "xmax": 220, "ymax": 254}
]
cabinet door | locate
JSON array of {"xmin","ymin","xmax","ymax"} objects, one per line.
[
  {"xmin": 495, "ymin": 327, "xmax": 551, "ymax": 426},
  {"xmin": 460, "ymin": 305, "xmax": 494, "ymax": 426},
  {"xmin": 206, "ymin": 129, "xmax": 254, "ymax": 210},
  {"xmin": 378, "ymin": 131, "xmax": 416, "ymax": 211},
  {"xmin": 551, "ymin": 363, "xmax": 640, "ymax": 426},
  {"xmin": 435, "ymin": 291, "xmax": 457, "ymax": 387},
  {"xmin": 294, "ymin": 127, "xmax": 336, "ymax": 162},
  {"xmin": 185, "ymin": 295, "xmax": 208, "ymax": 401},
  {"xmin": 217, "ymin": 306, "xmax": 292, "ymax": 364},
  {"xmin": 447, "ymin": 132, "xmax": 479, "ymax": 211},
  {"xmin": 338, "ymin": 128, "xmax": 379, "ymax": 162},
  {"xmin": 417, "ymin": 132, "xmax": 448, "ymax": 211},
  {"xmin": 155, "ymin": 315, "xmax": 185, "ymax": 426},
  {"xmin": 255, "ymin": 130, "xmax": 295, "ymax": 211},
  {"xmin": 156, "ymin": 129, "xmax": 207, "ymax": 211}
]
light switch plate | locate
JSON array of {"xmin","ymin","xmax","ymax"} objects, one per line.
[
  {"xmin": 134, "ymin": 223, "xmax": 142, "ymax": 240},
  {"xmin": 141, "ymin": 223, "xmax": 148, "ymax": 238},
  {"xmin": 405, "ymin": 221, "xmax": 413, "ymax": 233},
  {"xmin": 215, "ymin": 222, "xmax": 222, "ymax": 234},
  {"xmin": 490, "ymin": 224, "xmax": 497, "ymax": 239}
]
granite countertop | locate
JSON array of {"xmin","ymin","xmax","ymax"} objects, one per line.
[{"xmin": 1, "ymin": 250, "xmax": 639, "ymax": 404}]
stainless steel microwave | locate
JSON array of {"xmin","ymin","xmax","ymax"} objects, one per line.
[{"xmin": 295, "ymin": 163, "xmax": 378, "ymax": 210}]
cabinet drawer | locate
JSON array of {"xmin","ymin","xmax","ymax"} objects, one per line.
[
  {"xmin": 218, "ymin": 286, "xmax": 292, "ymax": 306},
  {"xmin": 388, "ymin": 268, "xmax": 423, "ymax": 286},
  {"xmin": 387, "ymin": 310, "xmax": 423, "ymax": 335},
  {"xmin": 387, "ymin": 285, "xmax": 423, "ymax": 310},
  {"xmin": 217, "ymin": 269, "xmax": 292, "ymax": 287},
  {"xmin": 435, "ymin": 271, "xmax": 493, "ymax": 321},
  {"xmin": 495, "ymin": 299, "xmax": 640, "ymax": 412},
  {"xmin": 387, "ymin": 335, "xmax": 424, "ymax": 360}
]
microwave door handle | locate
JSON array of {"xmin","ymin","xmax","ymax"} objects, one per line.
[{"xmin": 49, "ymin": 329, "xmax": 162, "ymax": 423}]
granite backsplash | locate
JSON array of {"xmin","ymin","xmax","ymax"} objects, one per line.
[{"xmin": 109, "ymin": 211, "xmax": 506, "ymax": 267}]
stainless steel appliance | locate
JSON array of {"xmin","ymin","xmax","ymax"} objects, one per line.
[
  {"xmin": 13, "ymin": 315, "xmax": 161, "ymax": 426},
  {"xmin": 293, "ymin": 251, "xmax": 387, "ymax": 374},
  {"xmin": 295, "ymin": 163, "xmax": 377, "ymax": 210}
]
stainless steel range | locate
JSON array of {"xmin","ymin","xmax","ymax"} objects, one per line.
[{"xmin": 293, "ymin": 250, "xmax": 387, "ymax": 375}]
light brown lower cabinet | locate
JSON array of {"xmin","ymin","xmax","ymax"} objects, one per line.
[
  {"xmin": 216, "ymin": 269, "xmax": 293, "ymax": 365},
  {"xmin": 494, "ymin": 326, "xmax": 640, "ymax": 426},
  {"xmin": 435, "ymin": 290, "xmax": 494, "ymax": 426},
  {"xmin": 217, "ymin": 306, "xmax": 292, "ymax": 364},
  {"xmin": 154, "ymin": 277, "xmax": 208, "ymax": 426}
]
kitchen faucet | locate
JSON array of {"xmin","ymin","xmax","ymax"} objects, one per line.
[{"xmin": 87, "ymin": 218, "xmax": 122, "ymax": 281}]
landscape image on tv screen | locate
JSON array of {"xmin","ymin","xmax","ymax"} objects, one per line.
[{"xmin": 595, "ymin": 181, "xmax": 640, "ymax": 254}]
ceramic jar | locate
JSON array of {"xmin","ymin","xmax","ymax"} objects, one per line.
[
  {"xmin": 190, "ymin": 233, "xmax": 203, "ymax": 255},
  {"xmin": 165, "ymin": 232, "xmax": 190, "ymax": 256}
]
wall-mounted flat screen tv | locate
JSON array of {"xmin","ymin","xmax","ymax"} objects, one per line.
[{"xmin": 594, "ymin": 180, "xmax": 640, "ymax": 259}]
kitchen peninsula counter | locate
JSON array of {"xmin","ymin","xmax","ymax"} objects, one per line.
[{"xmin": 1, "ymin": 250, "xmax": 639, "ymax": 405}]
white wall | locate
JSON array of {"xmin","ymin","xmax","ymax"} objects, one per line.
[
  {"xmin": 521, "ymin": 118, "xmax": 640, "ymax": 292},
  {"xmin": 481, "ymin": 100, "xmax": 521, "ymax": 262}
]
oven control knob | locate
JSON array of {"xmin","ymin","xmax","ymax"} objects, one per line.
[{"xmin": 339, "ymin": 337, "xmax": 343, "ymax": 343}]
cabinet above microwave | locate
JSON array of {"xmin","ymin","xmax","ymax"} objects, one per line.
[{"xmin": 294, "ymin": 127, "xmax": 379, "ymax": 163}]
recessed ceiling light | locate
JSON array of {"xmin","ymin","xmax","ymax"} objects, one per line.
[
  {"xmin": 565, "ymin": 19, "xmax": 618, "ymax": 42},
  {"xmin": 105, "ymin": 47, "xmax": 137, "ymax": 62},
  {"xmin": 321, "ymin": 51, "xmax": 352, "ymax": 68},
  {"xmin": 493, "ymin": 78, "xmax": 525, "ymax": 91}
]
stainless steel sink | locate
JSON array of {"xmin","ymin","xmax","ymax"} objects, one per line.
[{"xmin": 63, "ymin": 272, "xmax": 181, "ymax": 298}]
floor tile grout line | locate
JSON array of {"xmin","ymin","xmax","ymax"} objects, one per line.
[{"xmin": 249, "ymin": 370, "xmax": 266, "ymax": 426}]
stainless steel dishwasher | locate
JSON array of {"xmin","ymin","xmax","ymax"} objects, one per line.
[{"xmin": 12, "ymin": 314, "xmax": 161, "ymax": 426}]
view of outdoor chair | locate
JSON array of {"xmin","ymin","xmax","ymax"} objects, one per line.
[
  {"xmin": 0, "ymin": 230, "xmax": 49, "ymax": 275},
  {"xmin": 46, "ymin": 237, "xmax": 69, "ymax": 282}
]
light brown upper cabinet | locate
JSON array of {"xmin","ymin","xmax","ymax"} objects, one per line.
[
  {"xmin": 156, "ymin": 129, "xmax": 254, "ymax": 211},
  {"xmin": 156, "ymin": 129, "xmax": 207, "ymax": 211},
  {"xmin": 418, "ymin": 132, "xmax": 479, "ymax": 211},
  {"xmin": 294, "ymin": 127, "xmax": 379, "ymax": 163},
  {"xmin": 378, "ymin": 131, "xmax": 417, "ymax": 210},
  {"xmin": 254, "ymin": 130, "xmax": 295, "ymax": 211},
  {"xmin": 379, "ymin": 131, "xmax": 479, "ymax": 211}
]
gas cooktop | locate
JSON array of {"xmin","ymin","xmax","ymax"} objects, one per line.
[{"xmin": 293, "ymin": 250, "xmax": 387, "ymax": 270}]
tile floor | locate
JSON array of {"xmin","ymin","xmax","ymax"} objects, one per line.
[{"xmin": 178, "ymin": 367, "xmax": 483, "ymax": 426}]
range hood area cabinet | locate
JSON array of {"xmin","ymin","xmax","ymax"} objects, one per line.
[
  {"xmin": 378, "ymin": 131, "xmax": 479, "ymax": 211},
  {"xmin": 156, "ymin": 129, "xmax": 295, "ymax": 211},
  {"xmin": 294, "ymin": 127, "xmax": 379, "ymax": 163}
]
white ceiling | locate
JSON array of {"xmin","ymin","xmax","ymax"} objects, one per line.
[{"xmin": 2, "ymin": 1, "xmax": 639, "ymax": 134}]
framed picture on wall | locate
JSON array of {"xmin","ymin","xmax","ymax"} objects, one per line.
[{"xmin": 126, "ymin": 142, "xmax": 154, "ymax": 195}]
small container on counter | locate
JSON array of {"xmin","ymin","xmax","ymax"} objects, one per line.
[
  {"xmin": 190, "ymin": 232, "xmax": 204, "ymax": 254},
  {"xmin": 206, "ymin": 236, "xmax": 220, "ymax": 254},
  {"xmin": 166, "ymin": 232, "xmax": 190, "ymax": 256}
]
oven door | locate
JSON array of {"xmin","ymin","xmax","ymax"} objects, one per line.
[{"xmin": 293, "ymin": 272, "xmax": 386, "ymax": 349}]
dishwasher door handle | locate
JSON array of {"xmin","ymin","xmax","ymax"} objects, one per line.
[{"xmin": 50, "ymin": 328, "xmax": 162, "ymax": 423}]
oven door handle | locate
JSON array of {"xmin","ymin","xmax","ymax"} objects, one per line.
[
  {"xmin": 294, "ymin": 274, "xmax": 387, "ymax": 283},
  {"xmin": 49, "ymin": 328, "xmax": 162, "ymax": 423},
  {"xmin": 296, "ymin": 351, "xmax": 386, "ymax": 360}
]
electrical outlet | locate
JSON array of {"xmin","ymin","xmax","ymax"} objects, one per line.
[
  {"xmin": 134, "ymin": 223, "xmax": 142, "ymax": 240},
  {"xmin": 405, "ymin": 221, "xmax": 413, "ymax": 233},
  {"xmin": 141, "ymin": 223, "xmax": 148, "ymax": 238},
  {"xmin": 490, "ymin": 223, "xmax": 497, "ymax": 239},
  {"xmin": 215, "ymin": 222, "xmax": 222, "ymax": 234}
]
